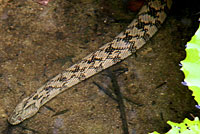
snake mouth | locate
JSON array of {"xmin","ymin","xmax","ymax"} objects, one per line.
[{"xmin": 8, "ymin": 112, "xmax": 23, "ymax": 125}]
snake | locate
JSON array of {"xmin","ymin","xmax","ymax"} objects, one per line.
[{"xmin": 8, "ymin": 0, "xmax": 172, "ymax": 125}]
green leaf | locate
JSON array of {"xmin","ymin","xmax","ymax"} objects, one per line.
[
  {"xmin": 150, "ymin": 117, "xmax": 200, "ymax": 134},
  {"xmin": 180, "ymin": 25, "xmax": 200, "ymax": 105}
]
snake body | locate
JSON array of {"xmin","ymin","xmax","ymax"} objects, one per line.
[{"xmin": 9, "ymin": 0, "xmax": 172, "ymax": 125}]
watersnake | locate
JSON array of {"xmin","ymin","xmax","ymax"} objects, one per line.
[{"xmin": 8, "ymin": 0, "xmax": 172, "ymax": 125}]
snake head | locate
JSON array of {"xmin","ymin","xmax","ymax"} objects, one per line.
[{"xmin": 8, "ymin": 97, "xmax": 39, "ymax": 125}]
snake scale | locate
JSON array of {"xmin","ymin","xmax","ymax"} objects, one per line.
[{"xmin": 8, "ymin": 0, "xmax": 172, "ymax": 125}]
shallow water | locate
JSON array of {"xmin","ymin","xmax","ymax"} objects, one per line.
[{"xmin": 0, "ymin": 0, "xmax": 199, "ymax": 133}]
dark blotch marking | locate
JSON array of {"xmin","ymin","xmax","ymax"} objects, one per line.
[
  {"xmin": 88, "ymin": 63, "xmax": 103, "ymax": 72},
  {"xmin": 122, "ymin": 33, "xmax": 134, "ymax": 42},
  {"xmin": 112, "ymin": 54, "xmax": 121, "ymax": 63},
  {"xmin": 40, "ymin": 97, "xmax": 47, "ymax": 105},
  {"xmin": 57, "ymin": 75, "xmax": 67, "ymax": 82},
  {"xmin": 87, "ymin": 55, "xmax": 102, "ymax": 64},
  {"xmin": 33, "ymin": 95, "xmax": 38, "ymax": 100},
  {"xmin": 38, "ymin": 95, "xmax": 43, "ymax": 100},
  {"xmin": 78, "ymin": 73, "xmax": 86, "ymax": 80},
  {"xmin": 147, "ymin": 5, "xmax": 159, "ymax": 18},
  {"xmin": 70, "ymin": 74, "xmax": 76, "ymax": 79},
  {"xmin": 80, "ymin": 67, "xmax": 87, "ymax": 72},
  {"xmin": 23, "ymin": 100, "xmax": 29, "ymax": 109},
  {"xmin": 128, "ymin": 42, "xmax": 136, "ymax": 53},
  {"xmin": 142, "ymin": 32, "xmax": 151, "ymax": 41},
  {"xmin": 105, "ymin": 44, "xmax": 115, "ymax": 54},
  {"xmin": 44, "ymin": 86, "xmax": 53, "ymax": 91},
  {"xmin": 135, "ymin": 21, "xmax": 146, "ymax": 29},
  {"xmin": 71, "ymin": 65, "xmax": 80, "ymax": 73},
  {"xmin": 155, "ymin": 20, "xmax": 161, "ymax": 28}
]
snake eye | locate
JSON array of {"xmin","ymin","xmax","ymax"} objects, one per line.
[{"xmin": 17, "ymin": 116, "xmax": 23, "ymax": 122}]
